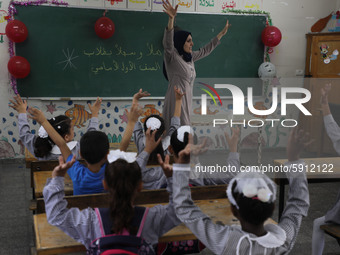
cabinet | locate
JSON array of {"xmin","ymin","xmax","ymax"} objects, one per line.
[{"xmin": 301, "ymin": 32, "xmax": 340, "ymax": 155}]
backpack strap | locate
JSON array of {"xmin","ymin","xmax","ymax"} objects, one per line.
[
  {"xmin": 96, "ymin": 206, "xmax": 149, "ymax": 236},
  {"xmin": 136, "ymin": 207, "xmax": 149, "ymax": 237}
]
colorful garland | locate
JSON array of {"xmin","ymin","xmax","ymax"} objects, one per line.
[{"xmin": 7, "ymin": 0, "xmax": 68, "ymax": 94}]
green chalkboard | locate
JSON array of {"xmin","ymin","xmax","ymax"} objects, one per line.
[{"xmin": 15, "ymin": 5, "xmax": 266, "ymax": 97}]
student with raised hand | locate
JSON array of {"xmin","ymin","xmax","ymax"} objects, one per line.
[
  {"xmin": 119, "ymin": 88, "xmax": 149, "ymax": 152},
  {"xmin": 171, "ymin": 127, "xmax": 310, "ymax": 254},
  {"xmin": 170, "ymin": 126, "xmax": 240, "ymax": 186},
  {"xmin": 162, "ymin": 0, "xmax": 230, "ymax": 132},
  {"xmin": 9, "ymin": 94, "xmax": 101, "ymax": 160},
  {"xmin": 28, "ymin": 107, "xmax": 109, "ymax": 195},
  {"xmin": 312, "ymin": 83, "xmax": 340, "ymax": 255},
  {"xmin": 133, "ymin": 86, "xmax": 184, "ymax": 189},
  {"xmin": 43, "ymin": 140, "xmax": 180, "ymax": 254}
]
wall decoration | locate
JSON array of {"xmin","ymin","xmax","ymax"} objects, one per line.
[
  {"xmin": 65, "ymin": 104, "xmax": 91, "ymax": 128},
  {"xmin": 46, "ymin": 102, "xmax": 57, "ymax": 114},
  {"xmin": 141, "ymin": 104, "xmax": 161, "ymax": 123},
  {"xmin": 193, "ymin": 106, "xmax": 218, "ymax": 115},
  {"xmin": 320, "ymin": 43, "xmax": 338, "ymax": 64},
  {"xmin": 0, "ymin": 138, "xmax": 15, "ymax": 158},
  {"xmin": 119, "ymin": 110, "xmax": 128, "ymax": 124}
]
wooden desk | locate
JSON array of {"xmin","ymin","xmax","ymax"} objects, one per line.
[
  {"xmin": 274, "ymin": 157, "xmax": 340, "ymax": 219},
  {"xmin": 320, "ymin": 224, "xmax": 340, "ymax": 246},
  {"xmin": 33, "ymin": 198, "xmax": 276, "ymax": 255},
  {"xmin": 33, "ymin": 171, "xmax": 73, "ymax": 198}
]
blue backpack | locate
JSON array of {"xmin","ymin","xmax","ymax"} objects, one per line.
[{"xmin": 88, "ymin": 206, "xmax": 151, "ymax": 255}]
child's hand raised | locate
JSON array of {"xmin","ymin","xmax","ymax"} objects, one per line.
[
  {"xmin": 88, "ymin": 97, "xmax": 102, "ymax": 117},
  {"xmin": 144, "ymin": 127, "xmax": 162, "ymax": 154},
  {"xmin": 133, "ymin": 88, "xmax": 150, "ymax": 104},
  {"xmin": 126, "ymin": 103, "xmax": 143, "ymax": 123},
  {"xmin": 192, "ymin": 138, "xmax": 208, "ymax": 156},
  {"xmin": 225, "ymin": 127, "xmax": 240, "ymax": 153},
  {"xmin": 174, "ymin": 86, "xmax": 185, "ymax": 101},
  {"xmin": 28, "ymin": 107, "xmax": 47, "ymax": 125},
  {"xmin": 287, "ymin": 127, "xmax": 313, "ymax": 162},
  {"xmin": 157, "ymin": 154, "xmax": 173, "ymax": 177},
  {"xmin": 177, "ymin": 134, "xmax": 192, "ymax": 164},
  {"xmin": 52, "ymin": 155, "xmax": 76, "ymax": 178},
  {"xmin": 9, "ymin": 94, "xmax": 27, "ymax": 114}
]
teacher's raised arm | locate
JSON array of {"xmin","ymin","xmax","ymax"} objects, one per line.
[{"xmin": 162, "ymin": 1, "xmax": 231, "ymax": 133}]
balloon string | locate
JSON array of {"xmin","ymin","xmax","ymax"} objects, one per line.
[{"xmin": 103, "ymin": 9, "xmax": 108, "ymax": 16}]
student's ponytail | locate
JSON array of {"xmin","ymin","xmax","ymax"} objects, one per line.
[
  {"xmin": 143, "ymin": 115, "xmax": 165, "ymax": 163},
  {"xmin": 170, "ymin": 126, "xmax": 197, "ymax": 157},
  {"xmin": 34, "ymin": 137, "xmax": 53, "ymax": 158},
  {"xmin": 105, "ymin": 159, "xmax": 142, "ymax": 234},
  {"xmin": 33, "ymin": 115, "xmax": 72, "ymax": 158}
]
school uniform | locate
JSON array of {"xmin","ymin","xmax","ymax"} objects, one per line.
[
  {"xmin": 162, "ymin": 27, "xmax": 221, "ymax": 132},
  {"xmin": 133, "ymin": 116, "xmax": 180, "ymax": 190},
  {"xmin": 43, "ymin": 175, "xmax": 180, "ymax": 254},
  {"xmin": 172, "ymin": 160, "xmax": 309, "ymax": 255},
  {"xmin": 18, "ymin": 113, "xmax": 98, "ymax": 160},
  {"xmin": 66, "ymin": 154, "xmax": 106, "ymax": 195},
  {"xmin": 134, "ymin": 116, "xmax": 240, "ymax": 189}
]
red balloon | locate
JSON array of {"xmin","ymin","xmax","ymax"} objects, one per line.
[
  {"xmin": 5, "ymin": 20, "xmax": 28, "ymax": 43},
  {"xmin": 8, "ymin": 56, "xmax": 31, "ymax": 79},
  {"xmin": 261, "ymin": 26, "xmax": 282, "ymax": 47},
  {"xmin": 95, "ymin": 17, "xmax": 115, "ymax": 39}
]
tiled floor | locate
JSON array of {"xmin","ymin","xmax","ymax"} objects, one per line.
[{"xmin": 0, "ymin": 148, "xmax": 339, "ymax": 255}]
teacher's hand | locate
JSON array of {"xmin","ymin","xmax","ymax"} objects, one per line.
[
  {"xmin": 217, "ymin": 20, "xmax": 231, "ymax": 40},
  {"xmin": 163, "ymin": 0, "xmax": 178, "ymax": 19}
]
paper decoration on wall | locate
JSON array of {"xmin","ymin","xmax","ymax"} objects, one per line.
[
  {"xmin": 320, "ymin": 43, "xmax": 338, "ymax": 64},
  {"xmin": 80, "ymin": 0, "xmax": 104, "ymax": 8},
  {"xmin": 65, "ymin": 104, "xmax": 92, "ymax": 128},
  {"xmin": 243, "ymin": 0, "xmax": 262, "ymax": 10},
  {"xmin": 46, "ymin": 102, "xmax": 57, "ymax": 114},
  {"xmin": 141, "ymin": 104, "xmax": 161, "ymax": 123},
  {"xmin": 105, "ymin": 0, "xmax": 126, "ymax": 9},
  {"xmin": 127, "ymin": 0, "xmax": 149, "ymax": 10},
  {"xmin": 221, "ymin": 0, "xmax": 236, "ymax": 10},
  {"xmin": 0, "ymin": 10, "xmax": 10, "ymax": 43},
  {"xmin": 119, "ymin": 110, "xmax": 128, "ymax": 124},
  {"xmin": 176, "ymin": 0, "xmax": 195, "ymax": 12},
  {"xmin": 152, "ymin": 0, "xmax": 163, "ymax": 10}
]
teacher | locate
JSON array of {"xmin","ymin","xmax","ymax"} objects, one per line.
[{"xmin": 162, "ymin": 0, "xmax": 231, "ymax": 132}]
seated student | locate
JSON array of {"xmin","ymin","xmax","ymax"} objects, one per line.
[
  {"xmin": 9, "ymin": 94, "xmax": 101, "ymax": 160},
  {"xmin": 28, "ymin": 107, "xmax": 109, "ymax": 195},
  {"xmin": 312, "ymin": 83, "xmax": 340, "ymax": 255},
  {"xmin": 166, "ymin": 125, "xmax": 240, "ymax": 187},
  {"xmin": 43, "ymin": 153, "xmax": 180, "ymax": 254},
  {"xmin": 172, "ymin": 127, "xmax": 310, "ymax": 255},
  {"xmin": 132, "ymin": 86, "xmax": 183, "ymax": 189},
  {"xmin": 28, "ymin": 106, "xmax": 161, "ymax": 195}
]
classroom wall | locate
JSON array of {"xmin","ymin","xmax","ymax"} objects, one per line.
[{"xmin": 0, "ymin": 0, "xmax": 338, "ymax": 159}]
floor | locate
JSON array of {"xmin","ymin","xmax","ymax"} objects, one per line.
[{"xmin": 0, "ymin": 148, "xmax": 339, "ymax": 255}]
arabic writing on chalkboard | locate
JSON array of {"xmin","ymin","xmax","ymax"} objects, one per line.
[{"xmin": 82, "ymin": 43, "xmax": 162, "ymax": 75}]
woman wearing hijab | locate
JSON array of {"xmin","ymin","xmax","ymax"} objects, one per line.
[{"xmin": 162, "ymin": 0, "xmax": 230, "ymax": 132}]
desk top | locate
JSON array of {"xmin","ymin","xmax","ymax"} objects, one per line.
[
  {"xmin": 274, "ymin": 157, "xmax": 340, "ymax": 179},
  {"xmin": 33, "ymin": 165, "xmax": 161, "ymax": 198},
  {"xmin": 33, "ymin": 198, "xmax": 276, "ymax": 255},
  {"xmin": 34, "ymin": 171, "xmax": 73, "ymax": 198}
]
